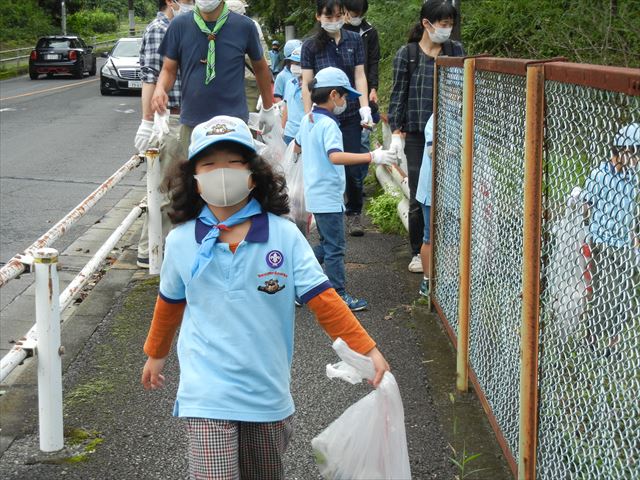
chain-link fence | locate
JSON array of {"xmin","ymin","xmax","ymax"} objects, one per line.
[
  {"xmin": 432, "ymin": 60, "xmax": 465, "ymax": 338},
  {"xmin": 536, "ymin": 74, "xmax": 640, "ymax": 480},
  {"xmin": 431, "ymin": 57, "xmax": 639, "ymax": 479}
]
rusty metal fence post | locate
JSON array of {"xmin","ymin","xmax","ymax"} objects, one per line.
[
  {"xmin": 518, "ymin": 64, "xmax": 545, "ymax": 480},
  {"xmin": 456, "ymin": 57, "xmax": 477, "ymax": 393}
]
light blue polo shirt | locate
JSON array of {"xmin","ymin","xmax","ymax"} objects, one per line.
[
  {"xmin": 274, "ymin": 67, "xmax": 293, "ymax": 99},
  {"xmin": 416, "ymin": 114, "xmax": 434, "ymax": 206},
  {"xmin": 283, "ymin": 77, "xmax": 304, "ymax": 139},
  {"xmin": 159, "ymin": 210, "xmax": 331, "ymax": 421},
  {"xmin": 296, "ymin": 106, "xmax": 345, "ymax": 213},
  {"xmin": 582, "ymin": 161, "xmax": 637, "ymax": 248}
]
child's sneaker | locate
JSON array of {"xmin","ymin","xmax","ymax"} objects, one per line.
[
  {"xmin": 419, "ymin": 278, "xmax": 430, "ymax": 297},
  {"xmin": 294, "ymin": 296, "xmax": 303, "ymax": 307},
  {"xmin": 340, "ymin": 293, "xmax": 368, "ymax": 311}
]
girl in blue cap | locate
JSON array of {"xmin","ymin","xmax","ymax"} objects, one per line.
[{"xmin": 141, "ymin": 114, "xmax": 389, "ymax": 479}]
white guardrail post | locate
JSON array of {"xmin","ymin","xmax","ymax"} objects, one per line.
[
  {"xmin": 145, "ymin": 149, "xmax": 163, "ymax": 274},
  {"xmin": 33, "ymin": 248, "xmax": 64, "ymax": 452}
]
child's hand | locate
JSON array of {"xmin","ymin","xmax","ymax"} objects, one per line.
[
  {"xmin": 141, "ymin": 356, "xmax": 167, "ymax": 390},
  {"xmin": 365, "ymin": 346, "xmax": 390, "ymax": 388},
  {"xmin": 370, "ymin": 147, "xmax": 399, "ymax": 166}
]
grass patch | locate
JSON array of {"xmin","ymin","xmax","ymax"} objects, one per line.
[
  {"xmin": 66, "ymin": 379, "xmax": 115, "ymax": 407},
  {"xmin": 365, "ymin": 188, "xmax": 405, "ymax": 235}
]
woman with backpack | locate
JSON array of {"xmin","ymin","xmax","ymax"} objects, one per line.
[{"xmin": 388, "ymin": 0, "xmax": 464, "ymax": 275}]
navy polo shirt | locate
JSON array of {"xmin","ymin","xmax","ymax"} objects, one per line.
[
  {"xmin": 160, "ymin": 11, "xmax": 263, "ymax": 126},
  {"xmin": 301, "ymin": 30, "xmax": 364, "ymax": 124}
]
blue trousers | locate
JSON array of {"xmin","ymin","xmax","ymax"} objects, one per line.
[
  {"xmin": 313, "ymin": 212, "xmax": 346, "ymax": 295},
  {"xmin": 341, "ymin": 119, "xmax": 367, "ymax": 215}
]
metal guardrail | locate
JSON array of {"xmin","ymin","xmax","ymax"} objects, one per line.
[{"xmin": 0, "ymin": 151, "xmax": 164, "ymax": 452}]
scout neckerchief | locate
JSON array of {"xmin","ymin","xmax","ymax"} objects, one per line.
[
  {"xmin": 193, "ymin": 3, "xmax": 229, "ymax": 84},
  {"xmin": 191, "ymin": 198, "xmax": 262, "ymax": 279}
]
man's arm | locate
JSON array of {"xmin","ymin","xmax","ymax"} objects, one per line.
[
  {"xmin": 251, "ymin": 57, "xmax": 274, "ymax": 110},
  {"xmin": 151, "ymin": 57, "xmax": 178, "ymax": 113},
  {"xmin": 141, "ymin": 82, "xmax": 155, "ymax": 121}
]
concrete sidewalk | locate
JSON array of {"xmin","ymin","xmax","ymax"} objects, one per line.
[{"xmin": 0, "ymin": 212, "xmax": 512, "ymax": 479}]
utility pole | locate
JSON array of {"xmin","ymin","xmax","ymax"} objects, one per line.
[
  {"xmin": 61, "ymin": 0, "xmax": 67, "ymax": 35},
  {"xmin": 128, "ymin": 0, "xmax": 135, "ymax": 36}
]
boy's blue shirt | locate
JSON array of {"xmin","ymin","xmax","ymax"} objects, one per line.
[{"xmin": 283, "ymin": 77, "xmax": 304, "ymax": 139}]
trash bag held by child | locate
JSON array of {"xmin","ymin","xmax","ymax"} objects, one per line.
[
  {"xmin": 282, "ymin": 141, "xmax": 312, "ymax": 235},
  {"xmin": 311, "ymin": 338, "xmax": 412, "ymax": 480}
]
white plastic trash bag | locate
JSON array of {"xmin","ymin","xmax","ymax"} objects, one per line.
[
  {"xmin": 312, "ymin": 338, "xmax": 412, "ymax": 480},
  {"xmin": 282, "ymin": 141, "xmax": 312, "ymax": 235}
]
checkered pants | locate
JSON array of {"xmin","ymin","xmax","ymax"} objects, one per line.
[{"xmin": 185, "ymin": 416, "xmax": 294, "ymax": 480}]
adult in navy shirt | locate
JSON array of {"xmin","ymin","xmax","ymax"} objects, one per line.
[
  {"xmin": 151, "ymin": 0, "xmax": 277, "ymax": 150},
  {"xmin": 301, "ymin": 0, "xmax": 373, "ymax": 237}
]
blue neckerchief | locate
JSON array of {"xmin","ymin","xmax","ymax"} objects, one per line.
[{"xmin": 191, "ymin": 198, "xmax": 263, "ymax": 279}]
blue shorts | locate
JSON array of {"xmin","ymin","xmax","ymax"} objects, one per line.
[{"xmin": 421, "ymin": 204, "xmax": 431, "ymax": 244}]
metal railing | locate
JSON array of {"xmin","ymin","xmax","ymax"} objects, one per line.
[
  {"xmin": 430, "ymin": 57, "xmax": 640, "ymax": 479},
  {"xmin": 0, "ymin": 151, "xmax": 164, "ymax": 452}
]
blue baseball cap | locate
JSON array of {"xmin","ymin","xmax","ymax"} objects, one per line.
[
  {"xmin": 283, "ymin": 39, "xmax": 302, "ymax": 59},
  {"xmin": 613, "ymin": 122, "xmax": 640, "ymax": 148},
  {"xmin": 188, "ymin": 115, "xmax": 256, "ymax": 161},
  {"xmin": 289, "ymin": 46, "xmax": 301, "ymax": 63},
  {"xmin": 313, "ymin": 67, "xmax": 361, "ymax": 100}
]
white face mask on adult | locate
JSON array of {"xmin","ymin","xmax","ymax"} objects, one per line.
[
  {"xmin": 349, "ymin": 16, "xmax": 363, "ymax": 27},
  {"xmin": 196, "ymin": 0, "xmax": 221, "ymax": 13},
  {"xmin": 195, "ymin": 168, "xmax": 253, "ymax": 207},
  {"xmin": 322, "ymin": 20, "xmax": 344, "ymax": 33},
  {"xmin": 426, "ymin": 21, "xmax": 452, "ymax": 44},
  {"xmin": 173, "ymin": 2, "xmax": 194, "ymax": 16}
]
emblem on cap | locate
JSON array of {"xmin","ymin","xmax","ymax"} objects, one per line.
[
  {"xmin": 266, "ymin": 250, "xmax": 284, "ymax": 269},
  {"xmin": 207, "ymin": 124, "xmax": 235, "ymax": 136}
]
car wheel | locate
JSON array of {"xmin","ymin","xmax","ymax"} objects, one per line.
[
  {"xmin": 100, "ymin": 87, "xmax": 111, "ymax": 96},
  {"xmin": 29, "ymin": 71, "xmax": 39, "ymax": 80},
  {"xmin": 89, "ymin": 58, "xmax": 97, "ymax": 76},
  {"xmin": 73, "ymin": 61, "xmax": 84, "ymax": 79},
  {"xmin": 47, "ymin": 72, "xmax": 54, "ymax": 78}
]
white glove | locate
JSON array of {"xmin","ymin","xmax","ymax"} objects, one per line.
[
  {"xmin": 390, "ymin": 133, "xmax": 404, "ymax": 156},
  {"xmin": 134, "ymin": 119, "xmax": 154, "ymax": 154},
  {"xmin": 359, "ymin": 105, "xmax": 373, "ymax": 128},
  {"xmin": 258, "ymin": 105, "xmax": 277, "ymax": 135},
  {"xmin": 152, "ymin": 111, "xmax": 170, "ymax": 142},
  {"xmin": 370, "ymin": 147, "xmax": 398, "ymax": 166},
  {"xmin": 567, "ymin": 186, "xmax": 583, "ymax": 208}
]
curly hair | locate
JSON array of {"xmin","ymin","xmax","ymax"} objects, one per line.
[{"xmin": 164, "ymin": 142, "xmax": 290, "ymax": 225}]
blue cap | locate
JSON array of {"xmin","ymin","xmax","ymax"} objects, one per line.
[
  {"xmin": 613, "ymin": 122, "xmax": 640, "ymax": 148},
  {"xmin": 313, "ymin": 67, "xmax": 361, "ymax": 100},
  {"xmin": 283, "ymin": 39, "xmax": 302, "ymax": 59},
  {"xmin": 272, "ymin": 40, "xmax": 280, "ymax": 46},
  {"xmin": 289, "ymin": 46, "xmax": 301, "ymax": 63},
  {"xmin": 188, "ymin": 115, "xmax": 255, "ymax": 161}
]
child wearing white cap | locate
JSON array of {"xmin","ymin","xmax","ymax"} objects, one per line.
[
  {"xmin": 295, "ymin": 67, "xmax": 399, "ymax": 311},
  {"xmin": 141, "ymin": 114, "xmax": 390, "ymax": 479}
]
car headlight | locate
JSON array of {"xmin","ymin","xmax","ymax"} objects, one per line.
[{"xmin": 101, "ymin": 62, "xmax": 117, "ymax": 76}]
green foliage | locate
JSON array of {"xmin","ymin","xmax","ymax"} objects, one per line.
[
  {"xmin": 0, "ymin": 0, "xmax": 56, "ymax": 45},
  {"xmin": 461, "ymin": 0, "xmax": 640, "ymax": 67},
  {"xmin": 68, "ymin": 9, "xmax": 119, "ymax": 37},
  {"xmin": 366, "ymin": 189, "xmax": 405, "ymax": 235}
]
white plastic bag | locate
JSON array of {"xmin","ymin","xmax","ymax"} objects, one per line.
[
  {"xmin": 281, "ymin": 142, "xmax": 312, "ymax": 235},
  {"xmin": 311, "ymin": 338, "xmax": 412, "ymax": 480}
]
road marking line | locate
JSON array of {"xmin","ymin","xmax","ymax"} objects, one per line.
[{"xmin": 0, "ymin": 78, "xmax": 99, "ymax": 102}]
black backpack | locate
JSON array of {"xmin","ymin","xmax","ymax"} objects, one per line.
[{"xmin": 406, "ymin": 40, "xmax": 456, "ymax": 80}]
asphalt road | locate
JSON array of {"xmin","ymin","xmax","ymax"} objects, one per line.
[{"xmin": 0, "ymin": 59, "xmax": 145, "ymax": 268}]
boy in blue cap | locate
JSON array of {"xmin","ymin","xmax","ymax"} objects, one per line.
[
  {"xmin": 141, "ymin": 113, "xmax": 390, "ymax": 478},
  {"xmin": 281, "ymin": 46, "xmax": 304, "ymax": 145},
  {"xmin": 295, "ymin": 67, "xmax": 399, "ymax": 311},
  {"xmin": 274, "ymin": 39, "xmax": 302, "ymax": 100},
  {"xmin": 269, "ymin": 40, "xmax": 284, "ymax": 76}
]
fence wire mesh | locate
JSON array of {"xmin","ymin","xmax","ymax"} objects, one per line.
[
  {"xmin": 468, "ymin": 69, "xmax": 528, "ymax": 462},
  {"xmin": 432, "ymin": 64, "xmax": 464, "ymax": 337},
  {"xmin": 537, "ymin": 81, "xmax": 640, "ymax": 479}
]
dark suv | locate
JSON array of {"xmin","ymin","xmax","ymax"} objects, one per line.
[{"xmin": 29, "ymin": 36, "xmax": 97, "ymax": 80}]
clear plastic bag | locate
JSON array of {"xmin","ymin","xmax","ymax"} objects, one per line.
[
  {"xmin": 281, "ymin": 141, "xmax": 312, "ymax": 235},
  {"xmin": 311, "ymin": 339, "xmax": 412, "ymax": 480}
]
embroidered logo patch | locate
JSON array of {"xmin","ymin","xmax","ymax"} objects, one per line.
[
  {"xmin": 266, "ymin": 250, "xmax": 284, "ymax": 269},
  {"xmin": 207, "ymin": 124, "xmax": 235, "ymax": 136},
  {"xmin": 257, "ymin": 279, "xmax": 285, "ymax": 294}
]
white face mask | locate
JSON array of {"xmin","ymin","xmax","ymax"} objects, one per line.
[
  {"xmin": 322, "ymin": 20, "xmax": 344, "ymax": 33},
  {"xmin": 290, "ymin": 64, "xmax": 302, "ymax": 77},
  {"xmin": 349, "ymin": 16, "xmax": 362, "ymax": 27},
  {"xmin": 173, "ymin": 2, "xmax": 194, "ymax": 16},
  {"xmin": 196, "ymin": 0, "xmax": 222, "ymax": 13},
  {"xmin": 195, "ymin": 168, "xmax": 253, "ymax": 207},
  {"xmin": 332, "ymin": 96, "xmax": 347, "ymax": 116},
  {"xmin": 427, "ymin": 21, "xmax": 452, "ymax": 44}
]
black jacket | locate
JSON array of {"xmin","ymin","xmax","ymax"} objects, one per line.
[{"xmin": 343, "ymin": 20, "xmax": 380, "ymax": 91}]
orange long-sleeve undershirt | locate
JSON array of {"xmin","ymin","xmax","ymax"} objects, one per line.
[{"xmin": 143, "ymin": 242, "xmax": 376, "ymax": 358}]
